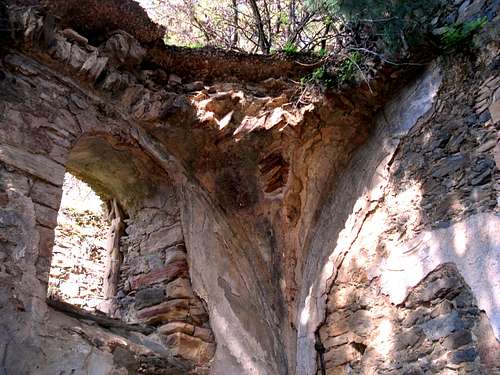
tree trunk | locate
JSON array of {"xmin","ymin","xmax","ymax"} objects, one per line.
[
  {"xmin": 102, "ymin": 198, "xmax": 125, "ymax": 316},
  {"xmin": 231, "ymin": 0, "xmax": 239, "ymax": 48},
  {"xmin": 287, "ymin": 0, "xmax": 296, "ymax": 39},
  {"xmin": 321, "ymin": 21, "xmax": 331, "ymax": 51},
  {"xmin": 247, "ymin": 0, "xmax": 270, "ymax": 54}
]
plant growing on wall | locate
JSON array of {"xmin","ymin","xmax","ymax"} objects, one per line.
[
  {"xmin": 283, "ymin": 40, "xmax": 299, "ymax": 55},
  {"xmin": 338, "ymin": 51, "xmax": 362, "ymax": 83},
  {"xmin": 440, "ymin": 16, "xmax": 488, "ymax": 51}
]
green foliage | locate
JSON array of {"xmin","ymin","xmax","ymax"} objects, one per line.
[
  {"xmin": 309, "ymin": 0, "xmax": 441, "ymax": 52},
  {"xmin": 301, "ymin": 66, "xmax": 334, "ymax": 87},
  {"xmin": 163, "ymin": 31, "xmax": 204, "ymax": 49},
  {"xmin": 186, "ymin": 42, "xmax": 205, "ymax": 49},
  {"xmin": 338, "ymin": 51, "xmax": 362, "ymax": 83},
  {"xmin": 300, "ymin": 51, "xmax": 363, "ymax": 88},
  {"xmin": 277, "ymin": 11, "xmax": 289, "ymax": 26},
  {"xmin": 317, "ymin": 48, "xmax": 328, "ymax": 57},
  {"xmin": 440, "ymin": 17, "xmax": 487, "ymax": 50},
  {"xmin": 283, "ymin": 41, "xmax": 299, "ymax": 55}
]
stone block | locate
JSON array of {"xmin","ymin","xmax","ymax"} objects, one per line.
[
  {"xmin": 163, "ymin": 332, "xmax": 215, "ymax": 365},
  {"xmin": 158, "ymin": 322, "xmax": 195, "ymax": 336},
  {"xmin": 131, "ymin": 261, "xmax": 188, "ymax": 290},
  {"xmin": 140, "ymin": 225, "xmax": 184, "ymax": 254},
  {"xmin": 61, "ymin": 29, "xmax": 88, "ymax": 45},
  {"xmin": 324, "ymin": 344, "xmax": 361, "ymax": 367},
  {"xmin": 50, "ymin": 37, "xmax": 72, "ymax": 62},
  {"xmin": 431, "ymin": 155, "xmax": 466, "ymax": 178},
  {"xmin": 31, "ymin": 181, "xmax": 62, "ymax": 210},
  {"xmin": 189, "ymin": 301, "xmax": 209, "ymax": 325},
  {"xmin": 34, "ymin": 203, "xmax": 58, "ymax": 229},
  {"xmin": 443, "ymin": 330, "xmax": 472, "ymax": 350},
  {"xmin": 166, "ymin": 278, "xmax": 194, "ymax": 299},
  {"xmin": 193, "ymin": 327, "xmax": 214, "ymax": 343},
  {"xmin": 323, "ymin": 315, "xmax": 349, "ymax": 338},
  {"xmin": 393, "ymin": 327, "xmax": 423, "ymax": 350},
  {"xmin": 324, "ymin": 333, "xmax": 351, "ymax": 348},
  {"xmin": 420, "ymin": 311, "xmax": 464, "ymax": 341},
  {"xmin": 0, "ymin": 144, "xmax": 65, "ymax": 185},
  {"xmin": 131, "ymin": 253, "xmax": 164, "ymax": 275},
  {"xmin": 474, "ymin": 312, "xmax": 500, "ymax": 368},
  {"xmin": 328, "ymin": 285, "xmax": 357, "ymax": 310},
  {"xmin": 324, "ymin": 310, "xmax": 373, "ymax": 338},
  {"xmin": 165, "ymin": 249, "xmax": 186, "ymax": 266},
  {"xmin": 491, "ymin": 100, "xmax": 500, "ymax": 123},
  {"xmin": 135, "ymin": 287, "xmax": 166, "ymax": 310},
  {"xmin": 80, "ymin": 52, "xmax": 108, "ymax": 82},
  {"xmin": 37, "ymin": 225, "xmax": 55, "ymax": 258},
  {"xmin": 102, "ymin": 71, "xmax": 129, "ymax": 92},
  {"xmin": 68, "ymin": 44, "xmax": 89, "ymax": 71},
  {"xmin": 406, "ymin": 276, "xmax": 461, "ymax": 307},
  {"xmin": 448, "ymin": 348, "xmax": 477, "ymax": 364},
  {"xmin": 430, "ymin": 300, "xmax": 453, "ymax": 318},
  {"xmin": 136, "ymin": 299, "xmax": 190, "ymax": 324},
  {"xmin": 104, "ymin": 31, "xmax": 145, "ymax": 67}
]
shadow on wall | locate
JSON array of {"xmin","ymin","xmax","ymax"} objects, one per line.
[
  {"xmin": 379, "ymin": 56, "xmax": 499, "ymax": 336},
  {"xmin": 66, "ymin": 134, "xmax": 170, "ymax": 209},
  {"xmin": 298, "ymin": 53, "xmax": 500, "ymax": 374}
]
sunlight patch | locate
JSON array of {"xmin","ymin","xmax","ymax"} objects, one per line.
[{"xmin": 48, "ymin": 173, "xmax": 109, "ymax": 311}]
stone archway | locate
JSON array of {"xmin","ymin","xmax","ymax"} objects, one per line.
[
  {"xmin": 0, "ymin": 101, "xmax": 215, "ymax": 373},
  {"xmin": 1, "ymin": 2, "xmax": 499, "ymax": 375},
  {"xmin": 61, "ymin": 133, "xmax": 216, "ymax": 368}
]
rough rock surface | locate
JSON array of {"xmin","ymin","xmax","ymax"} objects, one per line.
[{"xmin": 0, "ymin": 1, "xmax": 499, "ymax": 374}]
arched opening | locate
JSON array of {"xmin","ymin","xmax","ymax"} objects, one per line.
[
  {"xmin": 47, "ymin": 172, "xmax": 110, "ymax": 312},
  {"xmin": 40, "ymin": 133, "xmax": 215, "ymax": 368},
  {"xmin": 45, "ymin": 133, "xmax": 162, "ymax": 319}
]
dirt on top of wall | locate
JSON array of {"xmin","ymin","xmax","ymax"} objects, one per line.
[
  {"xmin": 9, "ymin": 0, "xmax": 164, "ymax": 43},
  {"xmin": 4, "ymin": 0, "xmax": 319, "ymax": 82}
]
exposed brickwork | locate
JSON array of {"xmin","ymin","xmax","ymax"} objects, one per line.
[
  {"xmin": 318, "ymin": 52, "xmax": 500, "ymax": 375},
  {"xmin": 319, "ymin": 264, "xmax": 500, "ymax": 374},
  {"xmin": 0, "ymin": 2, "xmax": 498, "ymax": 375}
]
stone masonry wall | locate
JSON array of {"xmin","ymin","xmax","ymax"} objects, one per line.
[
  {"xmin": 315, "ymin": 39, "xmax": 500, "ymax": 375},
  {"xmin": 319, "ymin": 263, "xmax": 496, "ymax": 374},
  {"xmin": 116, "ymin": 184, "xmax": 216, "ymax": 368},
  {"xmin": 1, "ymin": 2, "xmax": 499, "ymax": 374},
  {"xmin": 0, "ymin": 8, "xmax": 215, "ymax": 372}
]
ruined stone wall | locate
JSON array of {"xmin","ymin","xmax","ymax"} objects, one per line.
[
  {"xmin": 116, "ymin": 184, "xmax": 216, "ymax": 366},
  {"xmin": 297, "ymin": 14, "xmax": 500, "ymax": 375},
  {"xmin": 1, "ymin": 1, "xmax": 499, "ymax": 375},
  {"xmin": 0, "ymin": 10, "xmax": 215, "ymax": 372},
  {"xmin": 314, "ymin": 59, "xmax": 500, "ymax": 374},
  {"xmin": 320, "ymin": 263, "xmax": 498, "ymax": 374}
]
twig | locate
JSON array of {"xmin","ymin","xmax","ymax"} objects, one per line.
[
  {"xmin": 348, "ymin": 47, "xmax": 425, "ymax": 66},
  {"xmin": 294, "ymin": 58, "xmax": 327, "ymax": 67},
  {"xmin": 360, "ymin": 16, "xmax": 397, "ymax": 23},
  {"xmin": 342, "ymin": 52, "xmax": 373, "ymax": 94}
]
